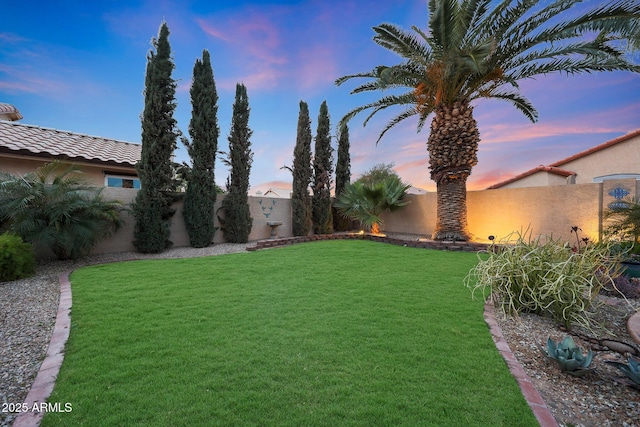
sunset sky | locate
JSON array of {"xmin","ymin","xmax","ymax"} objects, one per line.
[{"xmin": 1, "ymin": 0, "xmax": 639, "ymax": 194}]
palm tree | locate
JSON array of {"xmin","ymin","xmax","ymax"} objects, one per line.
[
  {"xmin": 605, "ymin": 198, "xmax": 640, "ymax": 244},
  {"xmin": 336, "ymin": 0, "xmax": 640, "ymax": 241},
  {"xmin": 335, "ymin": 176, "xmax": 411, "ymax": 234},
  {"xmin": 0, "ymin": 162, "xmax": 123, "ymax": 260}
]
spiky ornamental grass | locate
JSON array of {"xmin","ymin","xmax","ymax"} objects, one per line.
[
  {"xmin": 183, "ymin": 50, "xmax": 219, "ymax": 248},
  {"xmin": 336, "ymin": 0, "xmax": 640, "ymax": 241},
  {"xmin": 466, "ymin": 231, "xmax": 622, "ymax": 329},
  {"xmin": 42, "ymin": 241, "xmax": 537, "ymax": 427}
]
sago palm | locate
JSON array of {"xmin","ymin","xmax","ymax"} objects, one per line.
[
  {"xmin": 336, "ymin": 0, "xmax": 640, "ymax": 241},
  {"xmin": 0, "ymin": 162, "xmax": 123, "ymax": 260}
]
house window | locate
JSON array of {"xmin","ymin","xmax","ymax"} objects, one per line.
[{"xmin": 106, "ymin": 175, "xmax": 141, "ymax": 189}]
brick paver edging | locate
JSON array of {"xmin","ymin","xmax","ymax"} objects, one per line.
[
  {"xmin": 13, "ymin": 271, "xmax": 73, "ymax": 427},
  {"xmin": 484, "ymin": 300, "xmax": 559, "ymax": 427}
]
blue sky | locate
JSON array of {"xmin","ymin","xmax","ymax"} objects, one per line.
[{"xmin": 1, "ymin": 0, "xmax": 639, "ymax": 194}]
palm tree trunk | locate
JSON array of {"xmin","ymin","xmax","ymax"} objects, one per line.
[{"xmin": 427, "ymin": 101, "xmax": 479, "ymax": 241}]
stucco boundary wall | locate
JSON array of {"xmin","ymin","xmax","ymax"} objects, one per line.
[
  {"xmin": 95, "ymin": 190, "xmax": 293, "ymax": 255},
  {"xmin": 93, "ymin": 178, "xmax": 638, "ymax": 255},
  {"xmin": 381, "ymin": 178, "xmax": 639, "ymax": 244}
]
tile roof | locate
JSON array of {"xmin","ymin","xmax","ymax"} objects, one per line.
[
  {"xmin": 0, "ymin": 121, "xmax": 141, "ymax": 166},
  {"xmin": 0, "ymin": 103, "xmax": 23, "ymax": 121},
  {"xmin": 549, "ymin": 128, "xmax": 640, "ymax": 167},
  {"xmin": 486, "ymin": 166, "xmax": 575, "ymax": 189},
  {"xmin": 486, "ymin": 129, "xmax": 640, "ymax": 190}
]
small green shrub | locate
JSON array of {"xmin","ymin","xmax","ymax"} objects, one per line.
[
  {"xmin": 538, "ymin": 336, "xmax": 594, "ymax": 377},
  {"xmin": 465, "ymin": 230, "xmax": 619, "ymax": 329},
  {"xmin": 0, "ymin": 233, "xmax": 36, "ymax": 281}
]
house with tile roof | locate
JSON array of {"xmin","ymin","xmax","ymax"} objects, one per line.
[
  {"xmin": 0, "ymin": 102, "xmax": 23, "ymax": 121},
  {"xmin": 487, "ymin": 129, "xmax": 640, "ymax": 189},
  {"xmin": 0, "ymin": 117, "xmax": 141, "ymax": 189}
]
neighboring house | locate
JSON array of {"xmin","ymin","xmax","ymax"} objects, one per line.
[
  {"xmin": 0, "ymin": 103, "xmax": 23, "ymax": 121},
  {"xmin": 487, "ymin": 129, "xmax": 640, "ymax": 189},
  {"xmin": 0, "ymin": 119, "xmax": 141, "ymax": 189},
  {"xmin": 254, "ymin": 187, "xmax": 292, "ymax": 198}
]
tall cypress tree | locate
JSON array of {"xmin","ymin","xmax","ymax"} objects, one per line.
[
  {"xmin": 221, "ymin": 84, "xmax": 253, "ymax": 243},
  {"xmin": 333, "ymin": 122, "xmax": 351, "ymax": 231},
  {"xmin": 311, "ymin": 100, "xmax": 333, "ymax": 234},
  {"xmin": 183, "ymin": 50, "xmax": 219, "ymax": 248},
  {"xmin": 132, "ymin": 22, "xmax": 178, "ymax": 253},
  {"xmin": 291, "ymin": 101, "xmax": 313, "ymax": 236}
]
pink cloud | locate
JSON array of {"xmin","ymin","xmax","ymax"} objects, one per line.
[
  {"xmin": 197, "ymin": 11, "xmax": 290, "ymax": 91},
  {"xmin": 296, "ymin": 45, "xmax": 339, "ymax": 90},
  {"xmin": 196, "ymin": 19, "xmax": 229, "ymax": 41},
  {"xmin": 0, "ymin": 32, "xmax": 27, "ymax": 43},
  {"xmin": 0, "ymin": 64, "xmax": 70, "ymax": 95}
]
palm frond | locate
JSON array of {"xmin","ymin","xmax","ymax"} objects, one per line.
[
  {"xmin": 360, "ymin": 92, "xmax": 418, "ymax": 127},
  {"xmin": 374, "ymin": 107, "xmax": 423, "ymax": 145},
  {"xmin": 429, "ymin": 0, "xmax": 461, "ymax": 51},
  {"xmin": 476, "ymin": 90, "xmax": 538, "ymax": 123},
  {"xmin": 373, "ymin": 24, "xmax": 433, "ymax": 65}
]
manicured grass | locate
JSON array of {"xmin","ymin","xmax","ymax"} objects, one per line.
[{"xmin": 42, "ymin": 240, "xmax": 537, "ymax": 426}]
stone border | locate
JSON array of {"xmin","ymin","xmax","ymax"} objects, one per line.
[
  {"xmin": 13, "ymin": 272, "xmax": 73, "ymax": 427},
  {"xmin": 483, "ymin": 300, "xmax": 559, "ymax": 427},
  {"xmin": 248, "ymin": 232, "xmax": 489, "ymax": 252}
]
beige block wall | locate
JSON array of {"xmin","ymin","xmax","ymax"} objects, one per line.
[
  {"xmin": 380, "ymin": 178, "xmax": 638, "ymax": 244},
  {"xmin": 86, "ymin": 178, "xmax": 639, "ymax": 255},
  {"xmin": 94, "ymin": 191, "xmax": 293, "ymax": 255},
  {"xmin": 466, "ymin": 183, "xmax": 602, "ymax": 243}
]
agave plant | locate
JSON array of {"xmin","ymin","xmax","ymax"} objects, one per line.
[
  {"xmin": 538, "ymin": 336, "xmax": 594, "ymax": 377},
  {"xmin": 606, "ymin": 356, "xmax": 640, "ymax": 390}
]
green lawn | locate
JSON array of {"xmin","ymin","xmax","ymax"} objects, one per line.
[{"xmin": 42, "ymin": 240, "xmax": 537, "ymax": 426}]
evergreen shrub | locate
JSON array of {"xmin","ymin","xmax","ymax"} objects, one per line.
[{"xmin": 0, "ymin": 233, "xmax": 35, "ymax": 282}]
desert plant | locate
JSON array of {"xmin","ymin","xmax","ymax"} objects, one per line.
[
  {"xmin": 335, "ymin": 176, "xmax": 411, "ymax": 234},
  {"xmin": 0, "ymin": 162, "xmax": 123, "ymax": 260},
  {"xmin": 601, "ymin": 275, "xmax": 640, "ymax": 300},
  {"xmin": 538, "ymin": 336, "xmax": 594, "ymax": 377},
  {"xmin": 606, "ymin": 356, "xmax": 640, "ymax": 390},
  {"xmin": 0, "ymin": 233, "xmax": 35, "ymax": 281},
  {"xmin": 465, "ymin": 230, "xmax": 620, "ymax": 329},
  {"xmin": 605, "ymin": 198, "xmax": 640, "ymax": 244}
]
